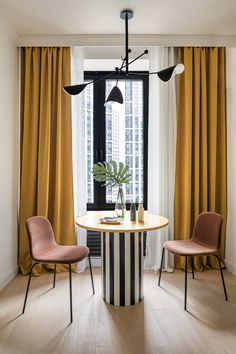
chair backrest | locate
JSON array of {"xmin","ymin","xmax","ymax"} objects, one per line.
[
  {"xmin": 26, "ymin": 216, "xmax": 56, "ymax": 260},
  {"xmin": 191, "ymin": 212, "xmax": 223, "ymax": 250}
]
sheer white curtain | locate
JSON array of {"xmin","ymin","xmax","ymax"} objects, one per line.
[
  {"xmin": 145, "ymin": 47, "xmax": 177, "ymax": 272},
  {"xmin": 71, "ymin": 47, "xmax": 87, "ymax": 272}
]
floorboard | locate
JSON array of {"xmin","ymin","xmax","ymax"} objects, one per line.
[{"xmin": 0, "ymin": 268, "xmax": 235, "ymax": 354}]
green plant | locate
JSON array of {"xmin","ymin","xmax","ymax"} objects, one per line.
[{"xmin": 92, "ymin": 160, "xmax": 132, "ymax": 187}]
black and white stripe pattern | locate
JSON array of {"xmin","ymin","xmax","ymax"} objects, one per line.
[{"xmin": 102, "ymin": 232, "xmax": 144, "ymax": 306}]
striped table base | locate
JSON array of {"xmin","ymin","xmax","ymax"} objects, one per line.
[{"xmin": 102, "ymin": 232, "xmax": 144, "ymax": 306}]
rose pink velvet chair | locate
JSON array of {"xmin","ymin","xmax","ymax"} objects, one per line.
[
  {"xmin": 22, "ymin": 216, "xmax": 95, "ymax": 323},
  {"xmin": 158, "ymin": 212, "xmax": 228, "ymax": 310}
]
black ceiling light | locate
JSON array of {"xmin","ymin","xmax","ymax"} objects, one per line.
[
  {"xmin": 105, "ymin": 84, "xmax": 124, "ymax": 104},
  {"xmin": 63, "ymin": 9, "xmax": 185, "ymax": 104},
  {"xmin": 63, "ymin": 83, "xmax": 88, "ymax": 95}
]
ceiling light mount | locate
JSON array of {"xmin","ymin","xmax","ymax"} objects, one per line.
[{"xmin": 120, "ymin": 9, "xmax": 133, "ymax": 20}]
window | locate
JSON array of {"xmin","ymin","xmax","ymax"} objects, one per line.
[
  {"xmin": 84, "ymin": 71, "xmax": 148, "ymax": 210},
  {"xmin": 84, "ymin": 81, "xmax": 94, "ymax": 203}
]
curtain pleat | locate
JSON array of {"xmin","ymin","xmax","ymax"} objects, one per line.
[
  {"xmin": 174, "ymin": 47, "xmax": 227, "ymax": 270},
  {"xmin": 146, "ymin": 47, "xmax": 177, "ymax": 271},
  {"xmin": 19, "ymin": 47, "xmax": 76, "ymax": 275},
  {"xmin": 71, "ymin": 47, "xmax": 87, "ymax": 272}
]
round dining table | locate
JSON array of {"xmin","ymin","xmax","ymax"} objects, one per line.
[{"xmin": 76, "ymin": 210, "xmax": 168, "ymax": 306}]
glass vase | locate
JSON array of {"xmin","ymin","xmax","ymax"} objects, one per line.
[{"xmin": 115, "ymin": 185, "xmax": 126, "ymax": 219}]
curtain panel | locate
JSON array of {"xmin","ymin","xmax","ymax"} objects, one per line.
[
  {"xmin": 174, "ymin": 47, "xmax": 227, "ymax": 270},
  {"xmin": 71, "ymin": 47, "xmax": 87, "ymax": 272},
  {"xmin": 19, "ymin": 47, "xmax": 76, "ymax": 275},
  {"xmin": 145, "ymin": 47, "xmax": 177, "ymax": 271}
]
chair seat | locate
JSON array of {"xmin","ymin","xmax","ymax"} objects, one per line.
[
  {"xmin": 32, "ymin": 245, "xmax": 89, "ymax": 264},
  {"xmin": 164, "ymin": 239, "xmax": 217, "ymax": 256}
]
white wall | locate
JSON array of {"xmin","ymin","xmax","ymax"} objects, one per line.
[
  {"xmin": 0, "ymin": 15, "xmax": 19, "ymax": 290},
  {"xmin": 225, "ymin": 48, "xmax": 236, "ymax": 275}
]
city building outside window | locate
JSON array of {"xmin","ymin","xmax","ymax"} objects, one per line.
[{"xmin": 83, "ymin": 72, "xmax": 148, "ymax": 210}]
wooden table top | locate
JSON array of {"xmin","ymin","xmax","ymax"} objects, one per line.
[{"xmin": 76, "ymin": 210, "xmax": 169, "ymax": 233}]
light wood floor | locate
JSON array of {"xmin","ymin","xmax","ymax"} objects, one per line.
[{"xmin": 0, "ymin": 268, "xmax": 236, "ymax": 354}]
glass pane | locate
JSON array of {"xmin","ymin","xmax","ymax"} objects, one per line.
[
  {"xmin": 84, "ymin": 82, "xmax": 94, "ymax": 203},
  {"xmin": 105, "ymin": 80, "xmax": 144, "ymax": 204}
]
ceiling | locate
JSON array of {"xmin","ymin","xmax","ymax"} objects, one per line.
[{"xmin": 1, "ymin": 0, "xmax": 236, "ymax": 36}]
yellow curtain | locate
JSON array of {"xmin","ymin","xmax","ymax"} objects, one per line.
[
  {"xmin": 19, "ymin": 47, "xmax": 76, "ymax": 275},
  {"xmin": 174, "ymin": 47, "xmax": 227, "ymax": 270}
]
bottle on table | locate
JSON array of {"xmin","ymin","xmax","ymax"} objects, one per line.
[
  {"xmin": 130, "ymin": 203, "xmax": 136, "ymax": 221},
  {"xmin": 138, "ymin": 203, "xmax": 144, "ymax": 222}
]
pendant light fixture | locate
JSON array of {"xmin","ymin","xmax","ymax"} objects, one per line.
[
  {"xmin": 105, "ymin": 84, "xmax": 124, "ymax": 104},
  {"xmin": 63, "ymin": 9, "xmax": 184, "ymax": 104}
]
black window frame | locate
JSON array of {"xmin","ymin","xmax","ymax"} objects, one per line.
[{"xmin": 85, "ymin": 71, "xmax": 149, "ymax": 211}]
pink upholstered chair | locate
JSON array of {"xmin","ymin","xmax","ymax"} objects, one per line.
[
  {"xmin": 22, "ymin": 216, "xmax": 95, "ymax": 322},
  {"xmin": 158, "ymin": 212, "xmax": 228, "ymax": 310}
]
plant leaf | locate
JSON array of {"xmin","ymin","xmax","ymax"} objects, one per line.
[
  {"xmin": 117, "ymin": 162, "xmax": 124, "ymax": 179},
  {"xmin": 92, "ymin": 160, "xmax": 131, "ymax": 186},
  {"xmin": 110, "ymin": 160, "xmax": 117, "ymax": 176}
]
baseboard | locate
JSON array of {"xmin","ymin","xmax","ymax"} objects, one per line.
[
  {"xmin": 0, "ymin": 265, "xmax": 19, "ymax": 292},
  {"xmin": 225, "ymin": 259, "xmax": 236, "ymax": 276}
]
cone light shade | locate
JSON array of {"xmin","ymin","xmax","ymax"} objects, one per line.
[
  {"xmin": 105, "ymin": 85, "xmax": 124, "ymax": 104},
  {"xmin": 157, "ymin": 64, "xmax": 185, "ymax": 82},
  {"xmin": 63, "ymin": 83, "xmax": 87, "ymax": 95},
  {"xmin": 157, "ymin": 65, "xmax": 176, "ymax": 82},
  {"xmin": 173, "ymin": 63, "xmax": 185, "ymax": 75}
]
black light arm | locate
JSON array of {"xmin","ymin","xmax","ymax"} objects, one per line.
[
  {"xmin": 63, "ymin": 71, "xmax": 117, "ymax": 95},
  {"xmin": 118, "ymin": 49, "xmax": 148, "ymax": 72},
  {"xmin": 125, "ymin": 11, "xmax": 128, "ymax": 75},
  {"xmin": 128, "ymin": 50, "xmax": 149, "ymax": 67}
]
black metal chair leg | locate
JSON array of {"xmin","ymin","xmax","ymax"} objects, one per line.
[
  {"xmin": 22, "ymin": 263, "xmax": 38, "ymax": 314},
  {"xmin": 88, "ymin": 254, "xmax": 95, "ymax": 295},
  {"xmin": 69, "ymin": 264, "xmax": 73, "ymax": 323},
  {"xmin": 53, "ymin": 264, "xmax": 56, "ymax": 288},
  {"xmin": 191, "ymin": 257, "xmax": 195, "ymax": 279},
  {"xmin": 215, "ymin": 255, "xmax": 228, "ymax": 301},
  {"xmin": 158, "ymin": 247, "xmax": 165, "ymax": 286},
  {"xmin": 184, "ymin": 257, "xmax": 188, "ymax": 311}
]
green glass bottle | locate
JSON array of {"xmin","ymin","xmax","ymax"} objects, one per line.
[{"xmin": 130, "ymin": 203, "xmax": 136, "ymax": 221}]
